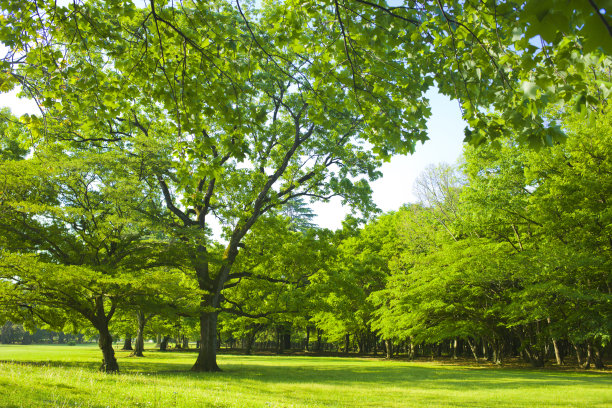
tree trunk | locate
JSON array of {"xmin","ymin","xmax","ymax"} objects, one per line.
[
  {"xmin": 467, "ymin": 337, "xmax": 479, "ymax": 363},
  {"xmin": 182, "ymin": 336, "xmax": 189, "ymax": 349},
  {"xmin": 552, "ymin": 338, "xmax": 563, "ymax": 366},
  {"xmin": 583, "ymin": 342, "xmax": 592, "ymax": 369},
  {"xmin": 191, "ymin": 311, "xmax": 220, "ymax": 372},
  {"xmin": 98, "ymin": 323, "xmax": 119, "ymax": 373},
  {"xmin": 573, "ymin": 342, "xmax": 583, "ymax": 366},
  {"xmin": 344, "ymin": 333, "xmax": 350, "ymax": 354},
  {"xmin": 160, "ymin": 336, "xmax": 170, "ymax": 351},
  {"xmin": 407, "ymin": 338, "xmax": 415, "ymax": 360},
  {"xmin": 282, "ymin": 332, "xmax": 291, "ymax": 351},
  {"xmin": 132, "ymin": 311, "xmax": 146, "ymax": 357},
  {"xmin": 245, "ymin": 331, "xmax": 255, "ymax": 355},
  {"xmin": 122, "ymin": 334, "xmax": 133, "ymax": 351},
  {"xmin": 592, "ymin": 345, "xmax": 605, "ymax": 369},
  {"xmin": 305, "ymin": 327, "xmax": 310, "ymax": 351},
  {"xmin": 385, "ymin": 339, "xmax": 393, "ymax": 359}
]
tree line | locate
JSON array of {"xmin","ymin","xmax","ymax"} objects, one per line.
[
  {"xmin": 0, "ymin": 0, "xmax": 610, "ymax": 372},
  {"xmin": 1, "ymin": 106, "xmax": 609, "ymax": 370}
]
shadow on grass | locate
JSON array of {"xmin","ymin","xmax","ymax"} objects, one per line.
[{"xmin": 3, "ymin": 351, "xmax": 610, "ymax": 392}]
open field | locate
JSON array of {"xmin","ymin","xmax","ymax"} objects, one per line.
[{"xmin": 0, "ymin": 345, "xmax": 610, "ymax": 408}]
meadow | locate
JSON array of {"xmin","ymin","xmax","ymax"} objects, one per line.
[{"xmin": 0, "ymin": 345, "xmax": 610, "ymax": 408}]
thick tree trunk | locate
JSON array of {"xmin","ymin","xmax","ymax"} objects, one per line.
[
  {"xmin": 592, "ymin": 345, "xmax": 605, "ymax": 369},
  {"xmin": 191, "ymin": 311, "xmax": 220, "ymax": 372},
  {"xmin": 385, "ymin": 339, "xmax": 393, "ymax": 359},
  {"xmin": 122, "ymin": 334, "xmax": 133, "ymax": 351},
  {"xmin": 98, "ymin": 324, "xmax": 119, "ymax": 373},
  {"xmin": 132, "ymin": 311, "xmax": 146, "ymax": 357},
  {"xmin": 245, "ymin": 331, "xmax": 255, "ymax": 355},
  {"xmin": 159, "ymin": 336, "xmax": 170, "ymax": 351}
]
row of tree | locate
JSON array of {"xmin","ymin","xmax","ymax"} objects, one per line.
[
  {"xmin": 2, "ymin": 107, "xmax": 609, "ymax": 369},
  {"xmin": 0, "ymin": 0, "xmax": 610, "ymax": 373},
  {"xmin": 214, "ymin": 108, "xmax": 611, "ymax": 369}
]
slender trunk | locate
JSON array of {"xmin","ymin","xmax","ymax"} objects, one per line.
[
  {"xmin": 407, "ymin": 338, "xmax": 415, "ymax": 360},
  {"xmin": 182, "ymin": 336, "xmax": 189, "ymax": 349},
  {"xmin": 467, "ymin": 337, "xmax": 479, "ymax": 363},
  {"xmin": 344, "ymin": 333, "xmax": 350, "ymax": 354},
  {"xmin": 132, "ymin": 311, "xmax": 146, "ymax": 357},
  {"xmin": 573, "ymin": 342, "xmax": 583, "ymax": 366},
  {"xmin": 98, "ymin": 323, "xmax": 119, "ymax": 373},
  {"xmin": 552, "ymin": 339, "xmax": 563, "ymax": 366},
  {"xmin": 191, "ymin": 310, "xmax": 220, "ymax": 372},
  {"xmin": 583, "ymin": 343, "xmax": 592, "ymax": 369},
  {"xmin": 122, "ymin": 334, "xmax": 133, "ymax": 351},
  {"xmin": 305, "ymin": 327, "xmax": 310, "ymax": 351},
  {"xmin": 452, "ymin": 338, "xmax": 458, "ymax": 360}
]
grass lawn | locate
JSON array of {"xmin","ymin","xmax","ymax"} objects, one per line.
[{"xmin": 0, "ymin": 345, "xmax": 610, "ymax": 408}]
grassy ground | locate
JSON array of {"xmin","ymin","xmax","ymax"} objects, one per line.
[{"xmin": 0, "ymin": 345, "xmax": 610, "ymax": 408}]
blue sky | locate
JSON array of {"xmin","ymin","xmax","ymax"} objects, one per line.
[{"xmin": 312, "ymin": 87, "xmax": 466, "ymax": 229}]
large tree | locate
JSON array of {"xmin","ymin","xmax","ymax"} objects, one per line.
[
  {"xmin": 0, "ymin": 133, "xmax": 190, "ymax": 372},
  {"xmin": 0, "ymin": 0, "xmax": 424, "ymax": 371}
]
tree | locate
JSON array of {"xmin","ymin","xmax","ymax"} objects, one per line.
[
  {"xmin": 287, "ymin": 0, "xmax": 611, "ymax": 147},
  {"xmin": 220, "ymin": 215, "xmax": 329, "ymax": 354},
  {"xmin": 0, "ymin": 139, "xmax": 191, "ymax": 372},
  {"xmin": 0, "ymin": 0, "xmax": 415, "ymax": 371}
]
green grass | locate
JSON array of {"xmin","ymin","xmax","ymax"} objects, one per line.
[{"xmin": 0, "ymin": 345, "xmax": 610, "ymax": 408}]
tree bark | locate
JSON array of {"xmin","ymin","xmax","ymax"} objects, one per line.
[
  {"xmin": 573, "ymin": 342, "xmax": 583, "ymax": 366},
  {"xmin": 467, "ymin": 337, "xmax": 479, "ymax": 363},
  {"xmin": 132, "ymin": 310, "xmax": 146, "ymax": 357},
  {"xmin": 159, "ymin": 335, "xmax": 170, "ymax": 351},
  {"xmin": 122, "ymin": 334, "xmax": 133, "ymax": 351},
  {"xmin": 385, "ymin": 339, "xmax": 393, "ymax": 359},
  {"xmin": 552, "ymin": 338, "xmax": 563, "ymax": 366},
  {"xmin": 344, "ymin": 333, "xmax": 350, "ymax": 354},
  {"xmin": 305, "ymin": 327, "xmax": 310, "ymax": 351},
  {"xmin": 98, "ymin": 323, "xmax": 119, "ymax": 373},
  {"xmin": 191, "ymin": 311, "xmax": 220, "ymax": 372},
  {"xmin": 407, "ymin": 338, "xmax": 415, "ymax": 360},
  {"xmin": 592, "ymin": 345, "xmax": 605, "ymax": 369}
]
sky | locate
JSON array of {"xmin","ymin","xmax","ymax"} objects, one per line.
[
  {"xmin": 311, "ymin": 87, "xmax": 466, "ymax": 229},
  {"xmin": 0, "ymin": 86, "xmax": 466, "ymax": 232}
]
